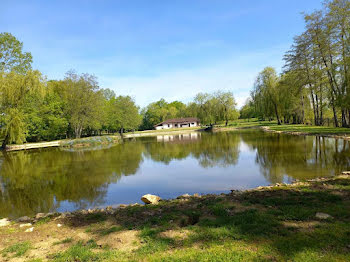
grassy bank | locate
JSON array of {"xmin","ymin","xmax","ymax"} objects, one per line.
[
  {"xmin": 1, "ymin": 173, "xmax": 350, "ymax": 261},
  {"xmin": 60, "ymin": 136, "xmax": 121, "ymax": 148},
  {"xmin": 216, "ymin": 119, "xmax": 350, "ymax": 136}
]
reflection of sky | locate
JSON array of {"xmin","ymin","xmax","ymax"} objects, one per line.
[{"xmin": 57, "ymin": 140, "xmax": 268, "ymax": 212}]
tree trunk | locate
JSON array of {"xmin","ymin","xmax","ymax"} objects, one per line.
[
  {"xmin": 274, "ymin": 103, "xmax": 281, "ymax": 125},
  {"xmin": 341, "ymin": 109, "xmax": 348, "ymax": 127},
  {"xmin": 330, "ymin": 94, "xmax": 339, "ymax": 127},
  {"xmin": 1, "ymin": 133, "xmax": 9, "ymax": 150}
]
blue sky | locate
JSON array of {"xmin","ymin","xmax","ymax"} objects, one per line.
[{"xmin": 2, "ymin": 0, "xmax": 323, "ymax": 108}]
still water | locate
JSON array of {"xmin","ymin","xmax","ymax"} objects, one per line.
[{"xmin": 0, "ymin": 130, "xmax": 349, "ymax": 218}]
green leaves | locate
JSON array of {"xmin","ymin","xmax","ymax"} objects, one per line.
[{"xmin": 0, "ymin": 32, "xmax": 32, "ymax": 74}]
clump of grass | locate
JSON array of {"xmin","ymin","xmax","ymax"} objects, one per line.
[
  {"xmin": 36, "ymin": 216, "xmax": 51, "ymax": 225},
  {"xmin": 51, "ymin": 240, "xmax": 116, "ymax": 262},
  {"xmin": 51, "ymin": 241, "xmax": 97, "ymax": 262},
  {"xmin": 53, "ymin": 238, "xmax": 74, "ymax": 245},
  {"xmin": 2, "ymin": 241, "xmax": 32, "ymax": 257},
  {"xmin": 99, "ymin": 226, "xmax": 123, "ymax": 236}
]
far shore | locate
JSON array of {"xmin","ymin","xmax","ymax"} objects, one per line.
[{"xmin": 3, "ymin": 121, "xmax": 350, "ymax": 152}]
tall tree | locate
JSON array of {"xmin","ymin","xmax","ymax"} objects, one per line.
[
  {"xmin": 0, "ymin": 70, "xmax": 45, "ymax": 147},
  {"xmin": 0, "ymin": 32, "xmax": 33, "ymax": 74}
]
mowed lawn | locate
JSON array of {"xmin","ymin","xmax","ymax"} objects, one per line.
[{"xmin": 224, "ymin": 119, "xmax": 350, "ymax": 135}]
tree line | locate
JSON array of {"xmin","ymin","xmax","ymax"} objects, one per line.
[
  {"xmin": 241, "ymin": 0, "xmax": 350, "ymax": 127},
  {"xmin": 140, "ymin": 91, "xmax": 238, "ymax": 130},
  {"xmin": 0, "ymin": 32, "xmax": 239, "ymax": 147}
]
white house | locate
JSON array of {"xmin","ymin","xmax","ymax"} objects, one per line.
[{"xmin": 154, "ymin": 117, "xmax": 200, "ymax": 130}]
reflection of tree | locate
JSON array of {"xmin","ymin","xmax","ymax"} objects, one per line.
[
  {"xmin": 240, "ymin": 131, "xmax": 350, "ymax": 184},
  {"xmin": 0, "ymin": 141, "xmax": 144, "ymax": 218},
  {"xmin": 144, "ymin": 132, "xmax": 240, "ymax": 168}
]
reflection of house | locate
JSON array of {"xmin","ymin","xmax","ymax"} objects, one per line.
[
  {"xmin": 156, "ymin": 132, "xmax": 201, "ymax": 142},
  {"xmin": 154, "ymin": 117, "xmax": 200, "ymax": 130}
]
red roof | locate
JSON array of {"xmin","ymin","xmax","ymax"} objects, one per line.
[{"xmin": 155, "ymin": 117, "xmax": 200, "ymax": 127}]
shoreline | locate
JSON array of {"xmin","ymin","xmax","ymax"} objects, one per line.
[
  {"xmin": 3, "ymin": 123, "xmax": 350, "ymax": 152},
  {"xmin": 1, "ymin": 171, "xmax": 349, "ymax": 261},
  {"xmin": 2, "ymin": 171, "xmax": 348, "ymax": 221},
  {"xmin": 3, "ymin": 128, "xmax": 204, "ymax": 152}
]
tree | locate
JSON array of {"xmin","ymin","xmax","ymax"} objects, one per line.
[
  {"xmin": 215, "ymin": 91, "xmax": 238, "ymax": 126},
  {"xmin": 0, "ymin": 32, "xmax": 33, "ymax": 74},
  {"xmin": 253, "ymin": 67, "xmax": 282, "ymax": 125},
  {"xmin": 63, "ymin": 71, "xmax": 104, "ymax": 138},
  {"xmin": 114, "ymin": 96, "xmax": 141, "ymax": 133},
  {"xmin": 0, "ymin": 70, "xmax": 45, "ymax": 148}
]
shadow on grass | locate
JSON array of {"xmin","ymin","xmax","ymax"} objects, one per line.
[{"xmin": 61, "ymin": 177, "xmax": 350, "ymax": 261}]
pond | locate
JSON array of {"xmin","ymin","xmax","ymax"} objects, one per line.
[{"xmin": 0, "ymin": 129, "xmax": 349, "ymax": 218}]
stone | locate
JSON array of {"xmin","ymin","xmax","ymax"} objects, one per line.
[
  {"xmin": 0, "ymin": 218, "xmax": 10, "ymax": 227},
  {"xmin": 193, "ymin": 193, "xmax": 200, "ymax": 198},
  {"xmin": 25, "ymin": 227, "xmax": 34, "ymax": 232},
  {"xmin": 57, "ymin": 224, "xmax": 62, "ymax": 227},
  {"xmin": 35, "ymin": 213, "xmax": 46, "ymax": 219},
  {"xmin": 19, "ymin": 223, "xmax": 32, "ymax": 228},
  {"xmin": 177, "ymin": 194, "xmax": 191, "ymax": 199},
  {"xmin": 45, "ymin": 212, "xmax": 55, "ymax": 217},
  {"xmin": 316, "ymin": 212, "xmax": 333, "ymax": 220},
  {"xmin": 141, "ymin": 194, "xmax": 161, "ymax": 205},
  {"xmin": 341, "ymin": 171, "xmax": 350, "ymax": 175},
  {"xmin": 16, "ymin": 216, "xmax": 31, "ymax": 223}
]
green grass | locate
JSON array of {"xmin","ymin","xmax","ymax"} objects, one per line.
[
  {"xmin": 221, "ymin": 119, "xmax": 350, "ymax": 135},
  {"xmin": 51, "ymin": 240, "xmax": 118, "ymax": 262},
  {"xmin": 98, "ymin": 226, "xmax": 123, "ymax": 236},
  {"xmin": 53, "ymin": 238, "xmax": 74, "ymax": 245},
  {"xmin": 267, "ymin": 124, "xmax": 350, "ymax": 134},
  {"xmin": 2, "ymin": 241, "xmax": 32, "ymax": 257}
]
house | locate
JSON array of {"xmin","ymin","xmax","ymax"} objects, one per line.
[{"xmin": 154, "ymin": 117, "xmax": 200, "ymax": 130}]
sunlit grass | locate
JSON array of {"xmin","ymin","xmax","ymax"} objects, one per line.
[{"xmin": 2, "ymin": 241, "xmax": 32, "ymax": 257}]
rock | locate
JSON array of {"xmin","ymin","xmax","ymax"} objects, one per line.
[
  {"xmin": 341, "ymin": 171, "xmax": 350, "ymax": 175},
  {"xmin": 141, "ymin": 194, "xmax": 161, "ymax": 204},
  {"xmin": 16, "ymin": 216, "xmax": 31, "ymax": 223},
  {"xmin": 19, "ymin": 223, "xmax": 32, "ymax": 228},
  {"xmin": 316, "ymin": 212, "xmax": 333, "ymax": 220},
  {"xmin": 57, "ymin": 224, "xmax": 62, "ymax": 227},
  {"xmin": 35, "ymin": 213, "xmax": 46, "ymax": 219},
  {"xmin": 193, "ymin": 193, "xmax": 200, "ymax": 198},
  {"xmin": 118, "ymin": 204, "xmax": 128, "ymax": 208},
  {"xmin": 177, "ymin": 194, "xmax": 191, "ymax": 199},
  {"xmin": 0, "ymin": 218, "xmax": 10, "ymax": 227},
  {"xmin": 45, "ymin": 212, "xmax": 55, "ymax": 218},
  {"xmin": 25, "ymin": 227, "xmax": 34, "ymax": 232}
]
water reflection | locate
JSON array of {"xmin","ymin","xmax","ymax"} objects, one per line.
[
  {"xmin": 240, "ymin": 131, "xmax": 350, "ymax": 183},
  {"xmin": 0, "ymin": 130, "xmax": 349, "ymax": 218}
]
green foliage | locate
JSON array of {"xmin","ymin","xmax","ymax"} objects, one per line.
[
  {"xmin": 0, "ymin": 32, "xmax": 32, "ymax": 73},
  {"xmin": 247, "ymin": 0, "xmax": 350, "ymax": 127},
  {"xmin": 0, "ymin": 70, "xmax": 45, "ymax": 147},
  {"xmin": 140, "ymin": 99, "xmax": 187, "ymax": 130},
  {"xmin": 140, "ymin": 92, "xmax": 238, "ymax": 129}
]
